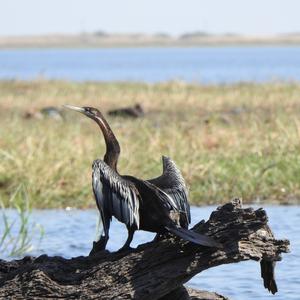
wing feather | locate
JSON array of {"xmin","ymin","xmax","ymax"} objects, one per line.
[
  {"xmin": 92, "ymin": 159, "xmax": 140, "ymax": 230},
  {"xmin": 142, "ymin": 180, "xmax": 179, "ymax": 212},
  {"xmin": 92, "ymin": 165, "xmax": 109, "ymax": 238},
  {"xmin": 147, "ymin": 156, "xmax": 191, "ymax": 227}
]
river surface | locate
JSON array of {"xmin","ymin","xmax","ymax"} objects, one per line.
[
  {"xmin": 0, "ymin": 47, "xmax": 300, "ymax": 83},
  {"xmin": 0, "ymin": 205, "xmax": 298, "ymax": 300}
]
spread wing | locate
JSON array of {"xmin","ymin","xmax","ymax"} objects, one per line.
[
  {"xmin": 141, "ymin": 180, "xmax": 179, "ymax": 212},
  {"xmin": 92, "ymin": 159, "xmax": 140, "ymax": 238},
  {"xmin": 147, "ymin": 156, "xmax": 191, "ymax": 227}
]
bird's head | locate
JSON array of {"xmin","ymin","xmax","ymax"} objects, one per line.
[
  {"xmin": 63, "ymin": 104, "xmax": 103, "ymax": 121},
  {"xmin": 64, "ymin": 104, "xmax": 120, "ymax": 170}
]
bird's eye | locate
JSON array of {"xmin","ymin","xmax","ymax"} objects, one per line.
[{"xmin": 84, "ymin": 107, "xmax": 97, "ymax": 115}]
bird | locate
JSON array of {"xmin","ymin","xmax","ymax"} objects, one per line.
[{"xmin": 64, "ymin": 105, "xmax": 221, "ymax": 252}]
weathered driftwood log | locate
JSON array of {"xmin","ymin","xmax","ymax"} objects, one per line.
[{"xmin": 0, "ymin": 199, "xmax": 289, "ymax": 300}]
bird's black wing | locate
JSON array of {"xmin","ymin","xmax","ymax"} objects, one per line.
[
  {"xmin": 147, "ymin": 156, "xmax": 190, "ymax": 227},
  {"xmin": 92, "ymin": 159, "xmax": 140, "ymax": 237},
  {"xmin": 124, "ymin": 176, "xmax": 221, "ymax": 248}
]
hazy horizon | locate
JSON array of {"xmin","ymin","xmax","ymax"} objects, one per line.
[
  {"xmin": 1, "ymin": 30, "xmax": 300, "ymax": 38},
  {"xmin": 1, "ymin": 0, "xmax": 300, "ymax": 37}
]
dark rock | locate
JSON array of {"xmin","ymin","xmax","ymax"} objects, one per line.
[
  {"xmin": 23, "ymin": 106, "xmax": 64, "ymax": 120},
  {"xmin": 108, "ymin": 103, "xmax": 145, "ymax": 118}
]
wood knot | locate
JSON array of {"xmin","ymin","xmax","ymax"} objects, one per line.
[
  {"xmin": 231, "ymin": 198, "xmax": 242, "ymax": 208},
  {"xmin": 218, "ymin": 198, "xmax": 242, "ymax": 213}
]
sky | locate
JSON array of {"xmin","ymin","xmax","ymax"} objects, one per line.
[{"xmin": 1, "ymin": 0, "xmax": 300, "ymax": 36}]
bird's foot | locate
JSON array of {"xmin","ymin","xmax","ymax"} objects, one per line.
[
  {"xmin": 89, "ymin": 237, "xmax": 107, "ymax": 256},
  {"xmin": 116, "ymin": 246, "xmax": 133, "ymax": 253}
]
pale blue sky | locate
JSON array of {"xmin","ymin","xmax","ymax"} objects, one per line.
[{"xmin": 1, "ymin": 0, "xmax": 300, "ymax": 36}]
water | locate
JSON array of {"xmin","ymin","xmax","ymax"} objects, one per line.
[
  {"xmin": 0, "ymin": 205, "xmax": 297, "ymax": 299},
  {"xmin": 0, "ymin": 47, "xmax": 300, "ymax": 83}
]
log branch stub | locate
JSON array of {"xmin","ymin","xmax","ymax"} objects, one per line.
[{"xmin": 0, "ymin": 199, "xmax": 289, "ymax": 299}]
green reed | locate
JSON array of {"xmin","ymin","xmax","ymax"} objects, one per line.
[{"xmin": 0, "ymin": 185, "xmax": 44, "ymax": 257}]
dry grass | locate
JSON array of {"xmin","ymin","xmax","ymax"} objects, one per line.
[{"xmin": 1, "ymin": 80, "xmax": 300, "ymax": 208}]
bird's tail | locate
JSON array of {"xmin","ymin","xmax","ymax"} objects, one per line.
[{"xmin": 165, "ymin": 225, "xmax": 222, "ymax": 248}]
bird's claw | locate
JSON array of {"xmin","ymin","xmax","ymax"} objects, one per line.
[
  {"xmin": 89, "ymin": 237, "xmax": 107, "ymax": 256},
  {"xmin": 116, "ymin": 246, "xmax": 133, "ymax": 253}
]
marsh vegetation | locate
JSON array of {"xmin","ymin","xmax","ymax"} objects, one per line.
[
  {"xmin": 1, "ymin": 80, "xmax": 300, "ymax": 208},
  {"xmin": 0, "ymin": 185, "xmax": 44, "ymax": 256}
]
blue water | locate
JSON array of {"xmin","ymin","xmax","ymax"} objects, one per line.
[
  {"xmin": 0, "ymin": 47, "xmax": 300, "ymax": 83},
  {"xmin": 1, "ymin": 205, "xmax": 297, "ymax": 300}
]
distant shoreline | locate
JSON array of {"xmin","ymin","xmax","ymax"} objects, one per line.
[{"xmin": 1, "ymin": 33, "xmax": 300, "ymax": 48}]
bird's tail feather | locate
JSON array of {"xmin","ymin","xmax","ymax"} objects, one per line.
[{"xmin": 165, "ymin": 225, "xmax": 222, "ymax": 248}]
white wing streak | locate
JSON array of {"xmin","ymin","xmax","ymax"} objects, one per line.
[{"xmin": 92, "ymin": 160, "xmax": 140, "ymax": 230}]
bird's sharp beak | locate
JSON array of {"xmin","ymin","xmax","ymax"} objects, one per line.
[{"xmin": 63, "ymin": 104, "xmax": 85, "ymax": 114}]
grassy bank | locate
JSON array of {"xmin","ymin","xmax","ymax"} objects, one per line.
[{"xmin": 1, "ymin": 80, "xmax": 300, "ymax": 208}]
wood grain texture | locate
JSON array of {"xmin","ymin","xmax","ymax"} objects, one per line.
[{"xmin": 0, "ymin": 199, "xmax": 289, "ymax": 299}]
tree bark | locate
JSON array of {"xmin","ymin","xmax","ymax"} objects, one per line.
[{"xmin": 0, "ymin": 199, "xmax": 289, "ymax": 299}]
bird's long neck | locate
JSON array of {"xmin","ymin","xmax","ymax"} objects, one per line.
[{"xmin": 94, "ymin": 114, "xmax": 120, "ymax": 172}]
